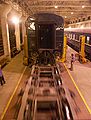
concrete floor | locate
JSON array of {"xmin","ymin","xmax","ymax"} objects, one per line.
[
  {"xmin": 0, "ymin": 52, "xmax": 26, "ymax": 119},
  {"xmin": 65, "ymin": 46, "xmax": 91, "ymax": 114}
]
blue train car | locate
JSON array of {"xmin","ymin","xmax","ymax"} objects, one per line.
[{"xmin": 65, "ymin": 28, "xmax": 91, "ymax": 60}]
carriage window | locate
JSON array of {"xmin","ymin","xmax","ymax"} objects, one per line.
[
  {"xmin": 69, "ymin": 34, "xmax": 71, "ymax": 38},
  {"xmin": 76, "ymin": 34, "xmax": 79, "ymax": 40},
  {"xmin": 79, "ymin": 35, "xmax": 82, "ymax": 41},
  {"xmin": 75, "ymin": 35, "xmax": 77, "ymax": 39},
  {"xmin": 79, "ymin": 36, "xmax": 81, "ymax": 41},
  {"xmin": 73, "ymin": 34, "xmax": 75, "ymax": 39},
  {"xmin": 89, "ymin": 37, "xmax": 91, "ymax": 44},
  {"xmin": 70, "ymin": 34, "xmax": 72, "ymax": 39},
  {"xmin": 86, "ymin": 37, "xmax": 90, "ymax": 44}
]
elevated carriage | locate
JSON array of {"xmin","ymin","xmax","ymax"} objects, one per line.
[{"xmin": 24, "ymin": 13, "xmax": 64, "ymax": 65}]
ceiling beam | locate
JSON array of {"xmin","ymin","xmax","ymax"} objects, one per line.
[
  {"xmin": 34, "ymin": 9, "xmax": 91, "ymax": 13},
  {"xmin": 29, "ymin": 7, "xmax": 91, "ymax": 12},
  {"xmin": 27, "ymin": 5, "xmax": 91, "ymax": 8},
  {"xmin": 28, "ymin": 1, "xmax": 91, "ymax": 6},
  {"xmin": 27, "ymin": 0, "xmax": 91, "ymax": 1}
]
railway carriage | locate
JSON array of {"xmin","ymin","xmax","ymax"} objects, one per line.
[
  {"xmin": 65, "ymin": 28, "xmax": 91, "ymax": 60},
  {"xmin": 25, "ymin": 13, "xmax": 64, "ymax": 65}
]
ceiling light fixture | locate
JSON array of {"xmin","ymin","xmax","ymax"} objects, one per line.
[
  {"xmin": 55, "ymin": 6, "xmax": 58, "ymax": 8},
  {"xmin": 65, "ymin": 16, "xmax": 67, "ymax": 18},
  {"xmin": 11, "ymin": 16, "xmax": 19, "ymax": 24},
  {"xmin": 71, "ymin": 12, "xmax": 73, "ymax": 15},
  {"xmin": 82, "ymin": 5, "xmax": 85, "ymax": 8}
]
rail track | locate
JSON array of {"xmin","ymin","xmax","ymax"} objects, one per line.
[{"xmin": 17, "ymin": 63, "xmax": 73, "ymax": 120}]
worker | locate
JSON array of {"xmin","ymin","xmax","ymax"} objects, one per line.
[
  {"xmin": 0, "ymin": 65, "xmax": 6, "ymax": 86},
  {"xmin": 70, "ymin": 53, "xmax": 75, "ymax": 71}
]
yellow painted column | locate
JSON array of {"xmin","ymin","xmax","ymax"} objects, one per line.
[
  {"xmin": 79, "ymin": 36, "xmax": 85, "ymax": 57},
  {"xmin": 60, "ymin": 35, "xmax": 67, "ymax": 62},
  {"xmin": 79, "ymin": 36, "xmax": 87, "ymax": 63}
]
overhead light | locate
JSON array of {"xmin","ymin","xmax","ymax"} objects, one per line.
[
  {"xmin": 65, "ymin": 16, "xmax": 67, "ymax": 18},
  {"xmin": 55, "ymin": 6, "xmax": 58, "ymax": 8},
  {"xmin": 11, "ymin": 16, "xmax": 19, "ymax": 24},
  {"xmin": 82, "ymin": 5, "xmax": 85, "ymax": 8},
  {"xmin": 71, "ymin": 12, "xmax": 73, "ymax": 15}
]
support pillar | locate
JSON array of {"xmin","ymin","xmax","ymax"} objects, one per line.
[
  {"xmin": 1, "ymin": 16, "xmax": 11, "ymax": 58},
  {"xmin": 8, "ymin": 9, "xmax": 22, "ymax": 52},
  {"xmin": 79, "ymin": 36, "xmax": 87, "ymax": 63},
  {"xmin": 21, "ymin": 16, "xmax": 28, "ymax": 44},
  {"xmin": 12, "ymin": 11, "xmax": 22, "ymax": 51},
  {"xmin": 21, "ymin": 16, "xmax": 28, "ymax": 65},
  {"xmin": 0, "ymin": 4, "xmax": 11, "ymax": 60},
  {"xmin": 15, "ymin": 23, "xmax": 21, "ymax": 51},
  {"xmin": 23, "ymin": 35, "xmax": 28, "ymax": 65},
  {"xmin": 60, "ymin": 35, "xmax": 67, "ymax": 62}
]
